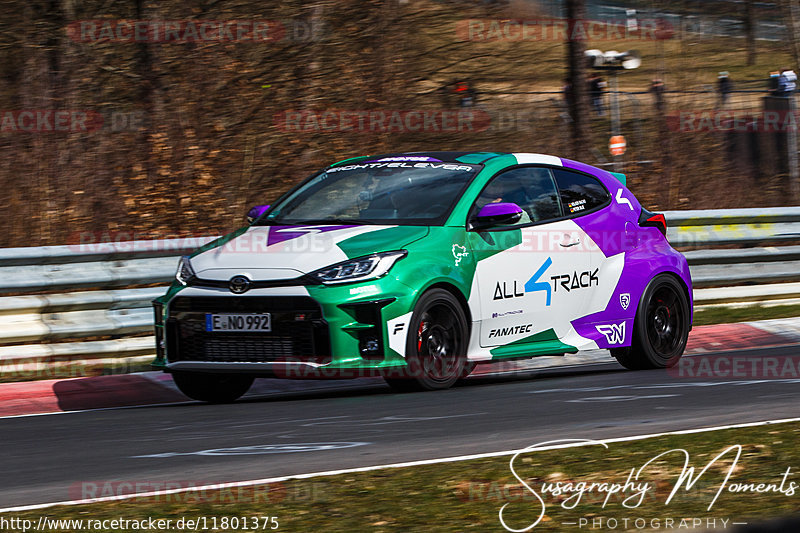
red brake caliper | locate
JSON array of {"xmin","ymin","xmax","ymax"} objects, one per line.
[
  {"xmin": 418, "ymin": 322, "xmax": 427, "ymax": 352},
  {"xmin": 657, "ymin": 298, "xmax": 670, "ymax": 319}
]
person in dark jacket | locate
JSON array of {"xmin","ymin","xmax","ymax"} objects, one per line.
[
  {"xmin": 588, "ymin": 74, "xmax": 606, "ymax": 116},
  {"xmin": 453, "ymin": 80, "xmax": 477, "ymax": 108},
  {"xmin": 718, "ymin": 71, "xmax": 732, "ymax": 107},
  {"xmin": 768, "ymin": 71, "xmax": 781, "ymax": 96}
]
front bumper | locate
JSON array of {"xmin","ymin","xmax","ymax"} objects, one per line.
[
  {"xmin": 153, "ymin": 279, "xmax": 417, "ymax": 378},
  {"xmin": 166, "ymin": 295, "xmax": 332, "ymax": 365}
]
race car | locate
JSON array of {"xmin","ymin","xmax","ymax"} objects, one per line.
[{"xmin": 152, "ymin": 151, "xmax": 692, "ymax": 402}]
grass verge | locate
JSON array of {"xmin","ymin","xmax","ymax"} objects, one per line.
[{"xmin": 4, "ymin": 421, "xmax": 800, "ymax": 531}]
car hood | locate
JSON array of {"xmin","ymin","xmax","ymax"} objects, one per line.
[{"xmin": 191, "ymin": 224, "xmax": 429, "ymax": 281}]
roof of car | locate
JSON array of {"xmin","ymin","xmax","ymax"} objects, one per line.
[
  {"xmin": 326, "ymin": 152, "xmax": 621, "ymax": 185},
  {"xmin": 329, "ymin": 151, "xmax": 509, "ymax": 167}
]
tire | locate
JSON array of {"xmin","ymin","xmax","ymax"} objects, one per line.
[
  {"xmin": 172, "ymin": 372, "xmax": 254, "ymax": 403},
  {"xmin": 384, "ymin": 289, "xmax": 469, "ymax": 392},
  {"xmin": 612, "ymin": 274, "xmax": 690, "ymax": 370}
]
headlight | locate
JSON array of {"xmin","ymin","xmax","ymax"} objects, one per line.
[
  {"xmin": 309, "ymin": 251, "xmax": 407, "ymax": 285},
  {"xmin": 176, "ymin": 256, "xmax": 197, "ymax": 285}
]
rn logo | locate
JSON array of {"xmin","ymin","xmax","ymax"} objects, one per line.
[{"xmin": 596, "ymin": 322, "xmax": 626, "ymax": 344}]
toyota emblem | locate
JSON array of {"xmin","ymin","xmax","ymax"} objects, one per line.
[{"xmin": 229, "ymin": 275, "xmax": 251, "ymax": 294}]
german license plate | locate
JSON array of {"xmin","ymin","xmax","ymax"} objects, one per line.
[{"xmin": 205, "ymin": 313, "xmax": 272, "ymax": 332}]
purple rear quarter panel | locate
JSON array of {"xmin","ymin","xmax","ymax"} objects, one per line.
[{"xmin": 559, "ymin": 158, "xmax": 693, "ymax": 349}]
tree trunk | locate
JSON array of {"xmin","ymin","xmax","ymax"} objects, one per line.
[
  {"xmin": 565, "ymin": 0, "xmax": 592, "ymax": 161},
  {"xmin": 785, "ymin": 0, "xmax": 800, "ymax": 73},
  {"xmin": 744, "ymin": 0, "xmax": 756, "ymax": 66},
  {"xmin": 653, "ymin": 87, "xmax": 676, "ymax": 207}
]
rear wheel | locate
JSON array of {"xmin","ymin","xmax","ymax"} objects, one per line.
[
  {"xmin": 384, "ymin": 289, "xmax": 469, "ymax": 392},
  {"xmin": 612, "ymin": 274, "xmax": 689, "ymax": 370},
  {"xmin": 172, "ymin": 372, "xmax": 254, "ymax": 403}
]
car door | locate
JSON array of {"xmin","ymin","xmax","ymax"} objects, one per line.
[
  {"xmin": 550, "ymin": 167, "xmax": 629, "ymax": 346},
  {"xmin": 466, "ymin": 166, "xmax": 596, "ymax": 348}
]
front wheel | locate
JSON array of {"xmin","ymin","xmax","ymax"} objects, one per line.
[
  {"xmin": 171, "ymin": 372, "xmax": 254, "ymax": 403},
  {"xmin": 384, "ymin": 289, "xmax": 469, "ymax": 392},
  {"xmin": 612, "ymin": 274, "xmax": 690, "ymax": 370}
]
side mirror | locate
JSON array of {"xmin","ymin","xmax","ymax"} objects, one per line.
[
  {"xmin": 473, "ymin": 202, "xmax": 523, "ymax": 229},
  {"xmin": 246, "ymin": 205, "xmax": 270, "ymax": 223}
]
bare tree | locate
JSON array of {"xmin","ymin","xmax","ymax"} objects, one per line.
[
  {"xmin": 565, "ymin": 0, "xmax": 591, "ymax": 161},
  {"xmin": 744, "ymin": 0, "xmax": 756, "ymax": 66},
  {"xmin": 785, "ymin": 0, "xmax": 800, "ymax": 72}
]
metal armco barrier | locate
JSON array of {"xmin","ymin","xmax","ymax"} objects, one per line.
[
  {"xmin": 665, "ymin": 207, "xmax": 800, "ymax": 247},
  {"xmin": 1, "ymin": 207, "xmax": 800, "ymax": 376}
]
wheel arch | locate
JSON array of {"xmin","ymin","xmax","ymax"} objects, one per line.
[
  {"xmin": 414, "ymin": 281, "xmax": 474, "ymax": 340},
  {"xmin": 647, "ymin": 268, "xmax": 693, "ymax": 330}
]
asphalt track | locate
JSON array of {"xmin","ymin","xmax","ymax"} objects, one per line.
[{"xmin": 1, "ymin": 345, "xmax": 800, "ymax": 509}]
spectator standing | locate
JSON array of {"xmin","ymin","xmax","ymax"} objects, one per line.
[
  {"xmin": 453, "ymin": 80, "xmax": 477, "ymax": 108},
  {"xmin": 768, "ymin": 71, "xmax": 781, "ymax": 96},
  {"xmin": 562, "ymin": 78, "xmax": 574, "ymax": 109},
  {"xmin": 717, "ymin": 71, "xmax": 732, "ymax": 107},
  {"xmin": 649, "ymin": 78, "xmax": 666, "ymax": 102},
  {"xmin": 588, "ymin": 74, "xmax": 606, "ymax": 116}
]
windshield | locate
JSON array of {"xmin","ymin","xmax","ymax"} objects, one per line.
[{"xmin": 258, "ymin": 160, "xmax": 481, "ymax": 226}]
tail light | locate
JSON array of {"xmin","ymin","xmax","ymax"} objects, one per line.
[{"xmin": 639, "ymin": 208, "xmax": 667, "ymax": 236}]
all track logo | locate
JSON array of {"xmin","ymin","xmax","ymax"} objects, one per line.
[
  {"xmin": 525, "ymin": 257, "xmax": 553, "ymax": 305},
  {"xmin": 493, "ymin": 257, "xmax": 599, "ymax": 305},
  {"xmin": 550, "ymin": 269, "xmax": 599, "ymax": 293},
  {"xmin": 493, "ymin": 280, "xmax": 525, "ymax": 300}
]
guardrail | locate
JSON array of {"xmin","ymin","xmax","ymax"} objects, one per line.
[{"xmin": 1, "ymin": 207, "xmax": 799, "ymax": 379}]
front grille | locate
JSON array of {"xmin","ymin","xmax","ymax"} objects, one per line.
[
  {"xmin": 166, "ymin": 296, "xmax": 330, "ymax": 364},
  {"xmin": 170, "ymin": 296, "xmax": 317, "ymax": 313}
]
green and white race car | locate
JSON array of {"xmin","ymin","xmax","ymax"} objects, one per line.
[{"xmin": 153, "ymin": 151, "xmax": 692, "ymax": 402}]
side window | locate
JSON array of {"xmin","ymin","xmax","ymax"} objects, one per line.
[
  {"xmin": 473, "ymin": 167, "xmax": 562, "ymax": 225},
  {"xmin": 552, "ymin": 168, "xmax": 610, "ymax": 215}
]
